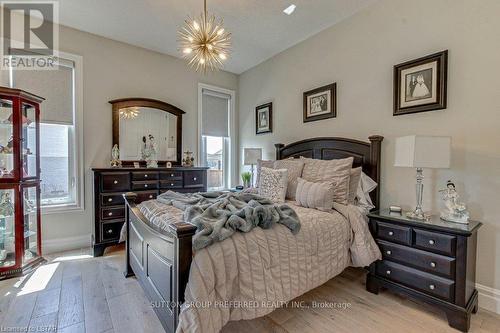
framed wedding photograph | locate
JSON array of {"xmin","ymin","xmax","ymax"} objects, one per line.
[
  {"xmin": 255, "ymin": 102, "xmax": 272, "ymax": 134},
  {"xmin": 394, "ymin": 50, "xmax": 448, "ymax": 116},
  {"xmin": 303, "ymin": 83, "xmax": 336, "ymax": 123}
]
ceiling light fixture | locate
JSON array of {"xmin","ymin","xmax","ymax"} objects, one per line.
[
  {"xmin": 178, "ymin": 0, "xmax": 231, "ymax": 72},
  {"xmin": 283, "ymin": 4, "xmax": 297, "ymax": 15}
]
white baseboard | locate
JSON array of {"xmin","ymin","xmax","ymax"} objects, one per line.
[
  {"xmin": 42, "ymin": 234, "xmax": 91, "ymax": 254},
  {"xmin": 477, "ymin": 283, "xmax": 500, "ymax": 314}
]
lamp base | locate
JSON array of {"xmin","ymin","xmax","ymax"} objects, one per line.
[{"xmin": 406, "ymin": 209, "xmax": 430, "ymax": 221}]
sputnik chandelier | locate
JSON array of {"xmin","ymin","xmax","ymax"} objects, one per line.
[
  {"xmin": 119, "ymin": 107, "xmax": 140, "ymax": 119},
  {"xmin": 178, "ymin": 0, "xmax": 231, "ymax": 72}
]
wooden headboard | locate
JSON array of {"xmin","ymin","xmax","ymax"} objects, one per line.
[{"xmin": 275, "ymin": 136, "xmax": 383, "ymax": 209}]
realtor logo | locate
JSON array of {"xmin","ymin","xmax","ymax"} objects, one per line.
[{"xmin": 0, "ymin": 1, "xmax": 59, "ymax": 69}]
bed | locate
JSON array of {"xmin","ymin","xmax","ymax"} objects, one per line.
[{"xmin": 123, "ymin": 136, "xmax": 383, "ymax": 333}]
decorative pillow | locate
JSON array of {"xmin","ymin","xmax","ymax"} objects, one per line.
[
  {"xmin": 295, "ymin": 178, "xmax": 334, "ymax": 211},
  {"xmin": 258, "ymin": 167, "xmax": 288, "ymax": 203},
  {"xmin": 256, "ymin": 159, "xmax": 274, "ymax": 187},
  {"xmin": 273, "ymin": 159, "xmax": 305, "ymax": 200},
  {"xmin": 300, "ymin": 157, "xmax": 354, "ymax": 205},
  {"xmin": 349, "ymin": 167, "xmax": 362, "ymax": 204}
]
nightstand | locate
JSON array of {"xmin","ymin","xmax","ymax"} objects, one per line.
[{"xmin": 366, "ymin": 209, "xmax": 482, "ymax": 332}]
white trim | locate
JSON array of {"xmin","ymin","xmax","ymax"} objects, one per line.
[
  {"xmin": 477, "ymin": 283, "xmax": 500, "ymax": 314},
  {"xmin": 198, "ymin": 83, "xmax": 237, "ymax": 187},
  {"xmin": 42, "ymin": 234, "xmax": 91, "ymax": 254}
]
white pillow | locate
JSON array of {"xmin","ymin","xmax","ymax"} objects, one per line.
[
  {"xmin": 258, "ymin": 167, "xmax": 288, "ymax": 203},
  {"xmin": 355, "ymin": 172, "xmax": 377, "ymax": 211}
]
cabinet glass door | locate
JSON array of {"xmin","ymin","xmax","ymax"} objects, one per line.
[
  {"xmin": 0, "ymin": 188, "xmax": 16, "ymax": 269},
  {"xmin": 0, "ymin": 98, "xmax": 15, "ymax": 179},
  {"xmin": 21, "ymin": 102, "xmax": 38, "ymax": 179},
  {"xmin": 23, "ymin": 186, "xmax": 39, "ymax": 264}
]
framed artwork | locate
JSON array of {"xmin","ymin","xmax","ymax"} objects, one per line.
[
  {"xmin": 394, "ymin": 50, "xmax": 448, "ymax": 116},
  {"xmin": 303, "ymin": 83, "xmax": 336, "ymax": 123},
  {"xmin": 256, "ymin": 102, "xmax": 272, "ymax": 134}
]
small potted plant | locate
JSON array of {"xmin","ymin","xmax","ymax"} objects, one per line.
[{"xmin": 241, "ymin": 172, "xmax": 252, "ymax": 188}]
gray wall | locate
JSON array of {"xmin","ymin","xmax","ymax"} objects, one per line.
[{"xmin": 238, "ymin": 0, "xmax": 500, "ymax": 293}]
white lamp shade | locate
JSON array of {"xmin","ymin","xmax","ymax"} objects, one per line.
[
  {"xmin": 394, "ymin": 135, "xmax": 451, "ymax": 168},
  {"xmin": 243, "ymin": 148, "xmax": 262, "ymax": 165}
]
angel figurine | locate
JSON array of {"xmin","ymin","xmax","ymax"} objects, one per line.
[
  {"xmin": 110, "ymin": 144, "xmax": 122, "ymax": 168},
  {"xmin": 439, "ymin": 180, "xmax": 470, "ymax": 224}
]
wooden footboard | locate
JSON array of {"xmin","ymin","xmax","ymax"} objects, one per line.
[{"xmin": 123, "ymin": 192, "xmax": 196, "ymax": 333}]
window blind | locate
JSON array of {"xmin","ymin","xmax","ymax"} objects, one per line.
[
  {"xmin": 11, "ymin": 58, "xmax": 74, "ymax": 125},
  {"xmin": 202, "ymin": 89, "xmax": 230, "ymax": 137}
]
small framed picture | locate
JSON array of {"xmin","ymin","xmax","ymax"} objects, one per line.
[
  {"xmin": 303, "ymin": 83, "xmax": 336, "ymax": 123},
  {"xmin": 394, "ymin": 50, "xmax": 448, "ymax": 116},
  {"xmin": 255, "ymin": 102, "xmax": 272, "ymax": 134},
  {"xmin": 133, "ymin": 162, "xmax": 140, "ymax": 168}
]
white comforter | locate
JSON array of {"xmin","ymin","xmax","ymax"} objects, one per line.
[{"xmin": 139, "ymin": 200, "xmax": 381, "ymax": 333}]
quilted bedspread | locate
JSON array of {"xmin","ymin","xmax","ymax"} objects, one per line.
[{"xmin": 138, "ymin": 200, "xmax": 381, "ymax": 333}]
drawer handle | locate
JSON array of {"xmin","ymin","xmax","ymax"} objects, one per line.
[
  {"xmin": 430, "ymin": 262, "xmax": 436, "ymax": 268},
  {"xmin": 428, "ymin": 239, "xmax": 435, "ymax": 245},
  {"xmin": 108, "ymin": 212, "xmax": 113, "ymax": 216},
  {"xmin": 144, "ymin": 184, "xmax": 148, "ymax": 188},
  {"xmin": 149, "ymin": 195, "xmax": 153, "ymax": 199},
  {"xmin": 386, "ymin": 270, "xmax": 391, "ymax": 275},
  {"xmin": 171, "ymin": 173, "xmax": 174, "ymax": 177},
  {"xmin": 107, "ymin": 229, "xmax": 113, "ymax": 234},
  {"xmin": 171, "ymin": 183, "xmax": 174, "ymax": 186},
  {"xmin": 193, "ymin": 177, "xmax": 197, "ymax": 181},
  {"xmin": 108, "ymin": 198, "xmax": 113, "ymax": 202},
  {"xmin": 113, "ymin": 180, "xmax": 118, "ymax": 184},
  {"xmin": 144, "ymin": 174, "xmax": 148, "ymax": 178},
  {"xmin": 429, "ymin": 284, "xmax": 435, "ymax": 290},
  {"xmin": 388, "ymin": 231, "xmax": 394, "ymax": 236},
  {"xmin": 386, "ymin": 250, "xmax": 392, "ymax": 255}
]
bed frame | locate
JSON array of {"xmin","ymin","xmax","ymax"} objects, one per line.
[{"xmin": 123, "ymin": 136, "xmax": 383, "ymax": 333}]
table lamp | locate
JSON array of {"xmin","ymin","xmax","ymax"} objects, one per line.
[
  {"xmin": 243, "ymin": 148, "xmax": 262, "ymax": 187},
  {"xmin": 394, "ymin": 135, "xmax": 451, "ymax": 220}
]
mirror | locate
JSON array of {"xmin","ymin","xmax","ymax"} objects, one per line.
[{"xmin": 110, "ymin": 98, "xmax": 184, "ymax": 165}]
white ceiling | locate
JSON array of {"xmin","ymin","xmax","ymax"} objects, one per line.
[{"xmin": 58, "ymin": 0, "xmax": 377, "ymax": 74}]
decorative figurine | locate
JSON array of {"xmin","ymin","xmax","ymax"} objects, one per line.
[
  {"xmin": 140, "ymin": 135, "xmax": 158, "ymax": 168},
  {"xmin": 166, "ymin": 162, "xmax": 172, "ymax": 168},
  {"xmin": 182, "ymin": 151, "xmax": 194, "ymax": 167},
  {"xmin": 439, "ymin": 180, "xmax": 470, "ymax": 224},
  {"xmin": 0, "ymin": 192, "xmax": 14, "ymax": 218},
  {"xmin": 110, "ymin": 144, "xmax": 122, "ymax": 168}
]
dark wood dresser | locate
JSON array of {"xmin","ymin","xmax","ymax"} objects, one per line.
[
  {"xmin": 366, "ymin": 209, "xmax": 482, "ymax": 332},
  {"xmin": 91, "ymin": 167, "xmax": 208, "ymax": 257}
]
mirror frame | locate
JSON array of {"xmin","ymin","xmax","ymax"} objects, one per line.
[{"xmin": 110, "ymin": 97, "xmax": 185, "ymax": 166}]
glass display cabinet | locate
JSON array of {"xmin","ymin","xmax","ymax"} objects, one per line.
[{"xmin": 0, "ymin": 86, "xmax": 44, "ymax": 280}]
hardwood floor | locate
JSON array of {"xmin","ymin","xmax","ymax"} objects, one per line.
[{"xmin": 0, "ymin": 246, "xmax": 499, "ymax": 333}]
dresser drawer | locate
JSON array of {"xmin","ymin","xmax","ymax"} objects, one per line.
[
  {"xmin": 101, "ymin": 207, "xmax": 125, "ymax": 220},
  {"xmin": 376, "ymin": 260, "xmax": 455, "ymax": 302},
  {"xmin": 184, "ymin": 170, "xmax": 204, "ymax": 188},
  {"xmin": 378, "ymin": 240, "xmax": 455, "ymax": 278},
  {"xmin": 414, "ymin": 229, "xmax": 456, "ymax": 257},
  {"xmin": 375, "ymin": 221, "xmax": 411, "ymax": 246},
  {"xmin": 160, "ymin": 171, "xmax": 183, "ymax": 180},
  {"xmin": 160, "ymin": 179, "xmax": 183, "ymax": 189},
  {"xmin": 131, "ymin": 180, "xmax": 159, "ymax": 191},
  {"xmin": 101, "ymin": 221, "xmax": 123, "ymax": 242},
  {"xmin": 101, "ymin": 172, "xmax": 130, "ymax": 192},
  {"xmin": 101, "ymin": 193, "xmax": 125, "ymax": 206},
  {"xmin": 132, "ymin": 171, "xmax": 159, "ymax": 180},
  {"xmin": 135, "ymin": 190, "xmax": 158, "ymax": 203}
]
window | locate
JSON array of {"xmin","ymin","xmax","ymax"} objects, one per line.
[
  {"xmin": 9, "ymin": 53, "xmax": 83, "ymax": 212},
  {"xmin": 198, "ymin": 84, "xmax": 235, "ymax": 190}
]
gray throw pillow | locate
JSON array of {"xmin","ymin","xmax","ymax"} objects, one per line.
[{"xmin": 295, "ymin": 178, "xmax": 334, "ymax": 211}]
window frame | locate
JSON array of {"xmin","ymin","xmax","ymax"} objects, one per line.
[
  {"xmin": 9, "ymin": 50, "xmax": 84, "ymax": 214},
  {"xmin": 198, "ymin": 83, "xmax": 236, "ymax": 189}
]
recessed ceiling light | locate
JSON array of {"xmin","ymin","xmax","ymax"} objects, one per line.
[{"xmin": 283, "ymin": 4, "xmax": 296, "ymax": 15}]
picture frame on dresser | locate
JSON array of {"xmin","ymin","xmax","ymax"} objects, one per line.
[{"xmin": 366, "ymin": 209, "xmax": 482, "ymax": 332}]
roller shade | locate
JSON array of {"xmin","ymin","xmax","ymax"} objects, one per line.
[
  {"xmin": 202, "ymin": 89, "xmax": 230, "ymax": 137},
  {"xmin": 11, "ymin": 58, "xmax": 74, "ymax": 125}
]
